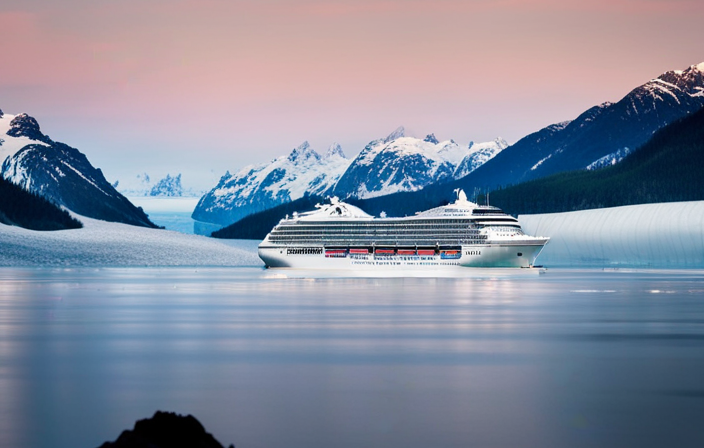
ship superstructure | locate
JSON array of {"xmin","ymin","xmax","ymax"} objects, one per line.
[{"xmin": 258, "ymin": 190, "xmax": 549, "ymax": 270}]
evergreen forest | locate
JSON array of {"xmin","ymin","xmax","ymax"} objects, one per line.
[{"xmin": 0, "ymin": 177, "xmax": 83, "ymax": 230}]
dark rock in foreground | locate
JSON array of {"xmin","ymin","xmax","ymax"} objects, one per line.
[{"xmin": 98, "ymin": 411, "xmax": 234, "ymax": 448}]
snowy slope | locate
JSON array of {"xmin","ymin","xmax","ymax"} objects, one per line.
[
  {"xmin": 453, "ymin": 138, "xmax": 509, "ymax": 179},
  {"xmin": 333, "ymin": 127, "xmax": 457, "ymax": 199},
  {"xmin": 586, "ymin": 147, "xmax": 633, "ymax": 170},
  {"xmin": 192, "ymin": 142, "xmax": 351, "ymax": 225},
  {"xmin": 0, "ymin": 215, "xmax": 261, "ymax": 267}
]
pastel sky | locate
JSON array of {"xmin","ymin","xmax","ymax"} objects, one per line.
[{"xmin": 2, "ymin": 0, "xmax": 703, "ymax": 189}]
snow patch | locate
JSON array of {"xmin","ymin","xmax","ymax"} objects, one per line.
[
  {"xmin": 530, "ymin": 153, "xmax": 552, "ymax": 171},
  {"xmin": 586, "ymin": 147, "xmax": 632, "ymax": 170}
]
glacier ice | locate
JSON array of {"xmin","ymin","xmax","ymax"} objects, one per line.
[{"xmin": 519, "ymin": 201, "xmax": 704, "ymax": 268}]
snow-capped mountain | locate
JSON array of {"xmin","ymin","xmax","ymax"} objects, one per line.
[
  {"xmin": 192, "ymin": 141, "xmax": 351, "ymax": 225},
  {"xmin": 332, "ymin": 127, "xmax": 505, "ymax": 199},
  {"xmin": 193, "ymin": 130, "xmax": 507, "ymax": 226},
  {"xmin": 446, "ymin": 62, "xmax": 704, "ymax": 192},
  {"xmin": 0, "ymin": 110, "xmax": 157, "ymax": 228},
  {"xmin": 350, "ymin": 61, "xmax": 704, "ymax": 218}
]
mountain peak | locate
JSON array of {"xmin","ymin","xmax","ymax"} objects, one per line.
[
  {"xmin": 288, "ymin": 141, "xmax": 321, "ymax": 164},
  {"xmin": 657, "ymin": 62, "xmax": 704, "ymax": 96},
  {"xmin": 494, "ymin": 137, "xmax": 509, "ymax": 149},
  {"xmin": 325, "ymin": 142, "xmax": 346, "ymax": 159},
  {"xmin": 384, "ymin": 126, "xmax": 405, "ymax": 143},
  {"xmin": 424, "ymin": 133, "xmax": 439, "ymax": 144},
  {"xmin": 7, "ymin": 113, "xmax": 47, "ymax": 142}
]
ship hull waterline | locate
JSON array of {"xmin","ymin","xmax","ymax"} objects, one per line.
[{"xmin": 259, "ymin": 242, "xmax": 548, "ymax": 271}]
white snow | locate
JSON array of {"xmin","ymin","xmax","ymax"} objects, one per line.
[
  {"xmin": 585, "ymin": 147, "xmax": 632, "ymax": 170},
  {"xmin": 530, "ymin": 153, "xmax": 552, "ymax": 171},
  {"xmin": 435, "ymin": 140, "xmax": 468, "ymax": 165},
  {"xmin": 551, "ymin": 120, "xmax": 572, "ymax": 131},
  {"xmin": 0, "ymin": 215, "xmax": 262, "ymax": 267},
  {"xmin": 3, "ymin": 150, "xmax": 32, "ymax": 189},
  {"xmin": 519, "ymin": 201, "xmax": 704, "ymax": 268},
  {"xmin": 452, "ymin": 138, "xmax": 508, "ymax": 178},
  {"xmin": 646, "ymin": 80, "xmax": 682, "ymax": 103}
]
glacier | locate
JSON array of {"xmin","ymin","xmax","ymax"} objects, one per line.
[
  {"xmin": 519, "ymin": 201, "xmax": 704, "ymax": 268},
  {"xmin": 0, "ymin": 215, "xmax": 260, "ymax": 267}
]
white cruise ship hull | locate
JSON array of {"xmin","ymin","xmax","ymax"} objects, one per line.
[{"xmin": 258, "ymin": 241, "xmax": 548, "ymax": 270}]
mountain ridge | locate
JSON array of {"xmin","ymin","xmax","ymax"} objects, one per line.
[{"xmin": 193, "ymin": 131, "xmax": 506, "ymax": 226}]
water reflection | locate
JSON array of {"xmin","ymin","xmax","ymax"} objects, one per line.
[{"xmin": 0, "ymin": 268, "xmax": 703, "ymax": 448}]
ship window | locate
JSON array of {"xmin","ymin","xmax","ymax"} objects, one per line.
[{"xmin": 517, "ymin": 252, "xmax": 522, "ymax": 257}]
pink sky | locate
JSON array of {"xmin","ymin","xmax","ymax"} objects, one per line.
[{"xmin": 1, "ymin": 0, "xmax": 703, "ymax": 189}]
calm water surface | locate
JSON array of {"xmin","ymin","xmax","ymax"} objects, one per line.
[{"xmin": 1, "ymin": 268, "xmax": 703, "ymax": 448}]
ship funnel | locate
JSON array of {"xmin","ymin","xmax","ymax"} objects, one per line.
[{"xmin": 455, "ymin": 189, "xmax": 468, "ymax": 203}]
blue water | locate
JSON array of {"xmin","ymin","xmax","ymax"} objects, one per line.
[
  {"xmin": 147, "ymin": 211, "xmax": 197, "ymax": 234},
  {"xmin": 1, "ymin": 268, "xmax": 703, "ymax": 448}
]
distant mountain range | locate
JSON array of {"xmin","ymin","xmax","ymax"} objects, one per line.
[
  {"xmin": 193, "ymin": 128, "xmax": 507, "ymax": 226},
  {"xmin": 198, "ymin": 62, "xmax": 704, "ymax": 229},
  {"xmin": 0, "ymin": 109, "xmax": 158, "ymax": 228},
  {"xmin": 212, "ymin": 103, "xmax": 704, "ymax": 240},
  {"xmin": 113, "ymin": 172, "xmax": 205, "ymax": 197}
]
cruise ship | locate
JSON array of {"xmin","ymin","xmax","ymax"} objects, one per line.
[{"xmin": 258, "ymin": 190, "xmax": 549, "ymax": 271}]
